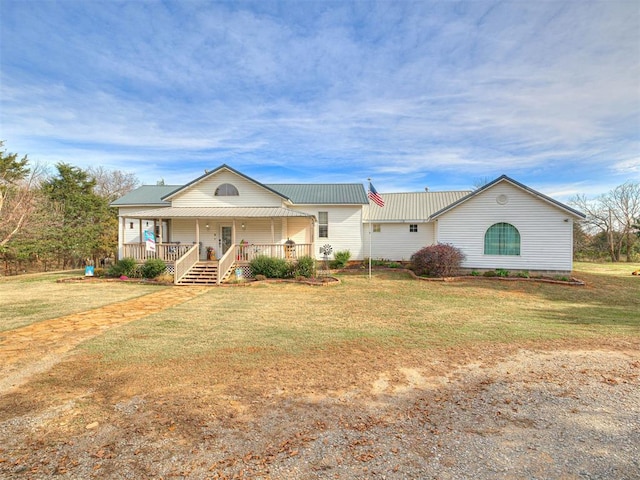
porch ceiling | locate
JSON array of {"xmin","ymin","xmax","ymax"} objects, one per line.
[{"xmin": 123, "ymin": 206, "xmax": 315, "ymax": 219}]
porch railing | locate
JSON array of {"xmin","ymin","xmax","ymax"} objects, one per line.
[
  {"xmin": 123, "ymin": 243, "xmax": 193, "ymax": 262},
  {"xmin": 174, "ymin": 244, "xmax": 199, "ymax": 284},
  {"xmin": 234, "ymin": 243, "xmax": 313, "ymax": 263}
]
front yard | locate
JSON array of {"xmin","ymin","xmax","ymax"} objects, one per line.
[{"xmin": 0, "ymin": 263, "xmax": 638, "ymax": 478}]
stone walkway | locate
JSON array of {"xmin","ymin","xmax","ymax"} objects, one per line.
[{"xmin": 0, "ymin": 286, "xmax": 209, "ymax": 394}]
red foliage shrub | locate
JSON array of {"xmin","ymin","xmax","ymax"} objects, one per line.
[{"xmin": 410, "ymin": 243, "xmax": 466, "ymax": 277}]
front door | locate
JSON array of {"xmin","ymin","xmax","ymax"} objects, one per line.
[{"xmin": 220, "ymin": 226, "xmax": 233, "ymax": 256}]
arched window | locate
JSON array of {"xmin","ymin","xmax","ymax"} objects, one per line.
[
  {"xmin": 214, "ymin": 183, "xmax": 239, "ymax": 196},
  {"xmin": 484, "ymin": 223, "xmax": 520, "ymax": 255}
]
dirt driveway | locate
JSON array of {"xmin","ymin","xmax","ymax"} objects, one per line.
[{"xmin": 0, "ymin": 287, "xmax": 638, "ymax": 479}]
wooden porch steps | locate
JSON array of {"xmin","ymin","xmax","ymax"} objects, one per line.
[{"xmin": 177, "ymin": 261, "xmax": 218, "ymax": 285}]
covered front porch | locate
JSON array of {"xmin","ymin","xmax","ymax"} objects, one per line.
[{"xmin": 118, "ymin": 207, "xmax": 315, "ymax": 284}]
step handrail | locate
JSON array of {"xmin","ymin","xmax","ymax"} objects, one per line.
[
  {"xmin": 217, "ymin": 245, "xmax": 237, "ymax": 285},
  {"xmin": 174, "ymin": 244, "xmax": 199, "ymax": 284}
]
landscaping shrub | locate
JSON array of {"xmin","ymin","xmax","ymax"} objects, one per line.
[
  {"xmin": 108, "ymin": 257, "xmax": 139, "ymax": 278},
  {"xmin": 330, "ymin": 250, "xmax": 351, "ymax": 269},
  {"xmin": 249, "ymin": 255, "xmax": 289, "ymax": 278},
  {"xmin": 496, "ymin": 268, "xmax": 510, "ymax": 277},
  {"xmin": 410, "ymin": 243, "xmax": 466, "ymax": 277},
  {"xmin": 250, "ymin": 255, "xmax": 316, "ymax": 279},
  {"xmin": 516, "ymin": 270, "xmax": 530, "ymax": 278},
  {"xmin": 483, "ymin": 270, "xmax": 497, "ymax": 277},
  {"xmin": 140, "ymin": 258, "xmax": 167, "ymax": 279},
  {"xmin": 295, "ymin": 256, "xmax": 316, "ymax": 278}
]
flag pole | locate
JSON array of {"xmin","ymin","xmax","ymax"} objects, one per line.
[{"xmin": 367, "ymin": 177, "xmax": 372, "ymax": 280}]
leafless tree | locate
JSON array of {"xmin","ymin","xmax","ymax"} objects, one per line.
[
  {"xmin": 571, "ymin": 181, "xmax": 640, "ymax": 262},
  {"xmin": 0, "ymin": 143, "xmax": 47, "ymax": 248},
  {"xmin": 86, "ymin": 165, "xmax": 140, "ymax": 202}
]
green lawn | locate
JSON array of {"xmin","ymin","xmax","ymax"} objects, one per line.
[
  {"xmin": 79, "ymin": 263, "xmax": 640, "ymax": 365},
  {"xmin": 2, "ymin": 263, "xmax": 637, "ymax": 361}
]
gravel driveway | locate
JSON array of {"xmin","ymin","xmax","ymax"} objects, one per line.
[{"xmin": 2, "ymin": 346, "xmax": 638, "ymax": 479}]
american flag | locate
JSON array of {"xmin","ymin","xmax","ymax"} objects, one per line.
[{"xmin": 368, "ymin": 182, "xmax": 385, "ymax": 207}]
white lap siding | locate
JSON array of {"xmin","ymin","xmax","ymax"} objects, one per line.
[
  {"xmin": 435, "ymin": 183, "xmax": 575, "ymax": 272},
  {"xmin": 363, "ymin": 222, "xmax": 435, "ymax": 261},
  {"xmin": 291, "ymin": 205, "xmax": 364, "ymax": 260},
  {"xmin": 170, "ymin": 170, "xmax": 284, "ymax": 207}
]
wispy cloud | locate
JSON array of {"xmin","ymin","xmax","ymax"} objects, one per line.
[{"xmin": 1, "ymin": 0, "xmax": 638, "ymax": 195}]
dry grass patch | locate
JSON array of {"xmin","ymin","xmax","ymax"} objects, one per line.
[{"xmin": 0, "ymin": 274, "xmax": 165, "ymax": 331}]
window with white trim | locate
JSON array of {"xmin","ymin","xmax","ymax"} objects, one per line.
[
  {"xmin": 215, "ymin": 183, "xmax": 239, "ymax": 196},
  {"xmin": 409, "ymin": 224, "xmax": 418, "ymax": 233},
  {"xmin": 318, "ymin": 211, "xmax": 328, "ymax": 238},
  {"xmin": 372, "ymin": 223, "xmax": 381, "ymax": 233},
  {"xmin": 484, "ymin": 223, "xmax": 520, "ymax": 255}
]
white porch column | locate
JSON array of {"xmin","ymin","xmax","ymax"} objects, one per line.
[
  {"xmin": 232, "ymin": 219, "xmax": 236, "ymax": 244},
  {"xmin": 118, "ymin": 216, "xmax": 125, "ymax": 259},
  {"xmin": 271, "ymin": 218, "xmax": 275, "ymax": 243}
]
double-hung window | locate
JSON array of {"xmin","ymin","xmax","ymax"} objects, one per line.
[{"xmin": 318, "ymin": 211, "xmax": 328, "ymax": 238}]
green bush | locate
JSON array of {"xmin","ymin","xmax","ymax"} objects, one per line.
[
  {"xmin": 470, "ymin": 270, "xmax": 480, "ymax": 276},
  {"xmin": 249, "ymin": 255, "xmax": 289, "ymax": 278},
  {"xmin": 141, "ymin": 258, "xmax": 167, "ymax": 279},
  {"xmin": 410, "ymin": 243, "xmax": 466, "ymax": 277},
  {"xmin": 387, "ymin": 262, "xmax": 402, "ymax": 269},
  {"xmin": 516, "ymin": 270, "xmax": 530, "ymax": 278},
  {"xmin": 108, "ymin": 257, "xmax": 139, "ymax": 278},
  {"xmin": 295, "ymin": 256, "xmax": 316, "ymax": 278},
  {"xmin": 330, "ymin": 250, "xmax": 351, "ymax": 269},
  {"xmin": 483, "ymin": 270, "xmax": 497, "ymax": 277},
  {"xmin": 496, "ymin": 268, "xmax": 510, "ymax": 277}
]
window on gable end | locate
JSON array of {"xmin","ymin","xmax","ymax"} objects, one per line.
[
  {"xmin": 409, "ymin": 224, "xmax": 418, "ymax": 233},
  {"xmin": 484, "ymin": 223, "xmax": 520, "ymax": 255},
  {"xmin": 215, "ymin": 183, "xmax": 239, "ymax": 196}
]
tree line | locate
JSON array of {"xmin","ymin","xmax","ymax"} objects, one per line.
[
  {"xmin": 0, "ymin": 142, "xmax": 138, "ymax": 275},
  {"xmin": 1, "ymin": 142, "xmax": 638, "ymax": 275},
  {"xmin": 571, "ymin": 182, "xmax": 640, "ymax": 262}
]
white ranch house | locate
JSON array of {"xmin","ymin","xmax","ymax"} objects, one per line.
[{"xmin": 112, "ymin": 165, "xmax": 584, "ymax": 284}]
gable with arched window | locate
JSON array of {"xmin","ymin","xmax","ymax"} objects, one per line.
[
  {"xmin": 215, "ymin": 183, "xmax": 239, "ymax": 196},
  {"xmin": 484, "ymin": 223, "xmax": 520, "ymax": 255}
]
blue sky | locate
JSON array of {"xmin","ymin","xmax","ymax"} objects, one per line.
[{"xmin": 1, "ymin": 0, "xmax": 638, "ymax": 200}]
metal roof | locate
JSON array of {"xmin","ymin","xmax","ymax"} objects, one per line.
[
  {"xmin": 266, "ymin": 184, "xmax": 369, "ymax": 204},
  {"xmin": 124, "ymin": 206, "xmax": 314, "ymax": 219},
  {"xmin": 363, "ymin": 191, "xmax": 471, "ymax": 222},
  {"xmin": 110, "ymin": 185, "xmax": 180, "ymax": 206}
]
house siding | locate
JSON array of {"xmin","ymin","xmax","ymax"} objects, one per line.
[
  {"xmin": 171, "ymin": 170, "xmax": 284, "ymax": 208},
  {"xmin": 436, "ymin": 182, "xmax": 575, "ymax": 272},
  {"xmin": 291, "ymin": 205, "xmax": 364, "ymax": 260},
  {"xmin": 363, "ymin": 222, "xmax": 435, "ymax": 261}
]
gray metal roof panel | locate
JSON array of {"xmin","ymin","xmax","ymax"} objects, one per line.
[
  {"xmin": 110, "ymin": 185, "xmax": 181, "ymax": 206},
  {"xmin": 363, "ymin": 191, "xmax": 472, "ymax": 222},
  {"xmin": 266, "ymin": 184, "xmax": 369, "ymax": 204}
]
